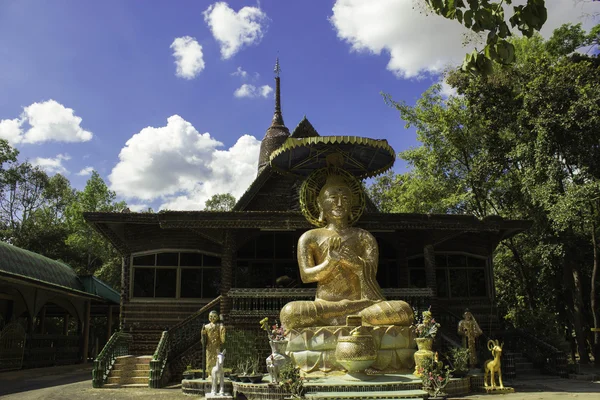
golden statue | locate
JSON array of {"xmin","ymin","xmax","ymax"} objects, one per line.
[
  {"xmin": 280, "ymin": 168, "xmax": 413, "ymax": 329},
  {"xmin": 201, "ymin": 310, "xmax": 226, "ymax": 376},
  {"xmin": 458, "ymin": 309, "xmax": 482, "ymax": 368},
  {"xmin": 484, "ymin": 339, "xmax": 505, "ymax": 389}
]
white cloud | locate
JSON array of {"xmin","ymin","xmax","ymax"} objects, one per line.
[
  {"xmin": 203, "ymin": 2, "xmax": 268, "ymax": 59},
  {"xmin": 0, "ymin": 100, "xmax": 92, "ymax": 145},
  {"xmin": 0, "ymin": 118, "xmax": 22, "ymax": 144},
  {"xmin": 260, "ymin": 85, "xmax": 273, "ymax": 97},
  {"xmin": 108, "ymin": 115, "xmax": 260, "ymax": 211},
  {"xmin": 231, "ymin": 66, "xmax": 248, "ymax": 78},
  {"xmin": 234, "ymin": 84, "xmax": 273, "ymax": 99},
  {"xmin": 439, "ymin": 79, "xmax": 458, "ymax": 99},
  {"xmin": 31, "ymin": 153, "xmax": 70, "ymax": 175},
  {"xmin": 128, "ymin": 203, "xmax": 150, "ymax": 212},
  {"xmin": 76, "ymin": 166, "xmax": 94, "ymax": 176},
  {"xmin": 330, "ymin": 0, "xmax": 600, "ymax": 79},
  {"xmin": 170, "ymin": 36, "xmax": 205, "ymax": 79}
]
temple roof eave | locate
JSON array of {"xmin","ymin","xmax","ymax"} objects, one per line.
[{"xmin": 84, "ymin": 210, "xmax": 531, "ymax": 234}]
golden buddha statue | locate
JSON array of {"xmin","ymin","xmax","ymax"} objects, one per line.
[
  {"xmin": 280, "ymin": 169, "xmax": 414, "ymax": 329},
  {"xmin": 201, "ymin": 310, "xmax": 226, "ymax": 376}
]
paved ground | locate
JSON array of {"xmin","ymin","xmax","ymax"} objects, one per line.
[{"xmin": 1, "ymin": 365, "xmax": 599, "ymax": 399}]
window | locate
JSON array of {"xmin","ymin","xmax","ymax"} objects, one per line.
[
  {"xmin": 131, "ymin": 251, "xmax": 220, "ymax": 299},
  {"xmin": 436, "ymin": 254, "xmax": 488, "ymax": 298},
  {"xmin": 406, "ymin": 254, "xmax": 488, "ymax": 298},
  {"xmin": 235, "ymin": 231, "xmax": 312, "ymax": 288}
]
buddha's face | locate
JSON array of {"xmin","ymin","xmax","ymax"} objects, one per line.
[
  {"xmin": 209, "ymin": 312, "xmax": 219, "ymax": 323},
  {"xmin": 318, "ymin": 185, "xmax": 352, "ymax": 222}
]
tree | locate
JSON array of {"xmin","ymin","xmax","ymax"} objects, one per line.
[
  {"xmin": 376, "ymin": 23, "xmax": 600, "ymax": 362},
  {"xmin": 423, "ymin": 0, "xmax": 548, "ymax": 74},
  {"xmin": 64, "ymin": 171, "xmax": 126, "ymax": 288},
  {"xmin": 204, "ymin": 193, "xmax": 236, "ymax": 211}
]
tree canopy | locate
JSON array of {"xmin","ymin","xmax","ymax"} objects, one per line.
[
  {"xmin": 373, "ymin": 23, "xmax": 600, "ymax": 362},
  {"xmin": 204, "ymin": 193, "xmax": 236, "ymax": 211},
  {"xmin": 0, "ymin": 140, "xmax": 126, "ymax": 289}
]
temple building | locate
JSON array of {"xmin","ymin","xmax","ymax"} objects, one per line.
[{"xmin": 83, "ymin": 67, "xmax": 530, "ymax": 365}]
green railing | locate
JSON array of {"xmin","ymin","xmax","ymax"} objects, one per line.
[
  {"xmin": 92, "ymin": 331, "xmax": 132, "ymax": 388},
  {"xmin": 149, "ymin": 296, "xmax": 221, "ymax": 388}
]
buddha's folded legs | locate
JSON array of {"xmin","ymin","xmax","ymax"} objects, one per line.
[
  {"xmin": 359, "ymin": 300, "xmax": 414, "ymax": 326},
  {"xmin": 280, "ymin": 299, "xmax": 414, "ymax": 329}
]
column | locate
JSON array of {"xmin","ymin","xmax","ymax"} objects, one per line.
[
  {"xmin": 220, "ymin": 230, "xmax": 236, "ymax": 319},
  {"xmin": 120, "ymin": 254, "xmax": 130, "ymax": 331},
  {"xmin": 82, "ymin": 301, "xmax": 91, "ymax": 363},
  {"xmin": 423, "ymin": 240, "xmax": 439, "ymax": 314},
  {"xmin": 107, "ymin": 305, "xmax": 114, "ymax": 340}
]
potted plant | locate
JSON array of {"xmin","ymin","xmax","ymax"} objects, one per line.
[
  {"xmin": 411, "ymin": 307, "xmax": 441, "ymax": 375},
  {"xmin": 260, "ymin": 317, "xmax": 287, "ymax": 352},
  {"xmin": 182, "ymin": 364, "xmax": 195, "ymax": 380},
  {"xmin": 238, "ymin": 359, "xmax": 252, "ymax": 383},
  {"xmin": 415, "ymin": 353, "xmax": 452, "ymax": 400},
  {"xmin": 448, "ymin": 347, "xmax": 470, "ymax": 378},
  {"xmin": 247, "ymin": 357, "xmax": 264, "ymax": 384},
  {"xmin": 279, "ymin": 362, "xmax": 305, "ymax": 399}
]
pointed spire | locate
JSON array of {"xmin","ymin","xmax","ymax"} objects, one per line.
[{"xmin": 271, "ymin": 57, "xmax": 284, "ymax": 127}]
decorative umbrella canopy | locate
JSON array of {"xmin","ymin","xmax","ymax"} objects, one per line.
[{"xmin": 269, "ymin": 136, "xmax": 396, "ymax": 179}]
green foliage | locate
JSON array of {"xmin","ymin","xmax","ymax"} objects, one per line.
[
  {"xmin": 416, "ymin": 355, "xmax": 452, "ymax": 397},
  {"xmin": 424, "ymin": 0, "xmax": 548, "ymax": 75},
  {"xmin": 376, "ymin": 23, "xmax": 600, "ymax": 362},
  {"xmin": 279, "ymin": 362, "xmax": 305, "ymax": 399},
  {"xmin": 448, "ymin": 347, "xmax": 470, "ymax": 374},
  {"xmin": 64, "ymin": 171, "xmax": 126, "ymax": 287},
  {"xmin": 204, "ymin": 193, "xmax": 236, "ymax": 211},
  {"xmin": 0, "ymin": 139, "xmax": 126, "ymax": 289}
]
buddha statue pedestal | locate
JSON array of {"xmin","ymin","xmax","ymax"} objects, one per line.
[{"xmin": 286, "ymin": 325, "xmax": 416, "ymax": 374}]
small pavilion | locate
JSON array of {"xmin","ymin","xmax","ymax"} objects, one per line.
[{"xmin": 0, "ymin": 241, "xmax": 119, "ymax": 370}]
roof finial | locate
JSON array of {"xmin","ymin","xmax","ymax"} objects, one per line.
[
  {"xmin": 271, "ymin": 57, "xmax": 284, "ymax": 126},
  {"xmin": 274, "ymin": 57, "xmax": 281, "ymax": 78}
]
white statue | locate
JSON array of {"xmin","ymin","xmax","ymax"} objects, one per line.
[
  {"xmin": 210, "ymin": 350, "xmax": 226, "ymax": 396},
  {"xmin": 266, "ymin": 349, "xmax": 290, "ymax": 384}
]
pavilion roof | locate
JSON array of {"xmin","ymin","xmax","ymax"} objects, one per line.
[{"xmin": 0, "ymin": 241, "xmax": 119, "ymax": 302}]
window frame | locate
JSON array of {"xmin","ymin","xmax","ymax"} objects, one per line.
[
  {"xmin": 129, "ymin": 249, "xmax": 221, "ymax": 302},
  {"xmin": 406, "ymin": 252, "xmax": 489, "ymax": 299}
]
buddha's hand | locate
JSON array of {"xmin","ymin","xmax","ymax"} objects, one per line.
[{"xmin": 324, "ymin": 236, "xmax": 342, "ymax": 265}]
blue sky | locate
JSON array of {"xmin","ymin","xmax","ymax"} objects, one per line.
[{"xmin": 1, "ymin": 0, "xmax": 598, "ymax": 211}]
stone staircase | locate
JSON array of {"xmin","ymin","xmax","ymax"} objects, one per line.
[
  {"xmin": 512, "ymin": 352, "xmax": 537, "ymax": 376},
  {"xmin": 104, "ymin": 355, "xmax": 152, "ymax": 387}
]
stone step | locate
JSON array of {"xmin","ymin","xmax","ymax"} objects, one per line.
[
  {"xmin": 110, "ymin": 368, "xmax": 150, "ymax": 377},
  {"xmin": 107, "ymin": 376, "xmax": 149, "ymax": 385},
  {"xmin": 305, "ymin": 390, "xmax": 427, "ymax": 400},
  {"xmin": 103, "ymin": 383, "xmax": 147, "ymax": 388},
  {"xmin": 114, "ymin": 355, "xmax": 152, "ymax": 365}
]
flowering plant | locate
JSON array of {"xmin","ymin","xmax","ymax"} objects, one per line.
[
  {"xmin": 416, "ymin": 353, "xmax": 452, "ymax": 397},
  {"xmin": 279, "ymin": 362, "xmax": 305, "ymax": 399},
  {"xmin": 260, "ymin": 317, "xmax": 286, "ymax": 342},
  {"xmin": 412, "ymin": 307, "xmax": 441, "ymax": 339}
]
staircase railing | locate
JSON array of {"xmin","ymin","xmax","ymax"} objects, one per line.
[
  {"xmin": 92, "ymin": 331, "xmax": 132, "ymax": 388},
  {"xmin": 149, "ymin": 296, "xmax": 221, "ymax": 388},
  {"xmin": 499, "ymin": 329, "xmax": 568, "ymax": 378}
]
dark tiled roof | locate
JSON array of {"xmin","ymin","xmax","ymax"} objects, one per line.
[{"xmin": 0, "ymin": 241, "xmax": 84, "ymax": 292}]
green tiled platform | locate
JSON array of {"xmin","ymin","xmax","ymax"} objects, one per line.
[{"xmin": 181, "ymin": 373, "xmax": 473, "ymax": 399}]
